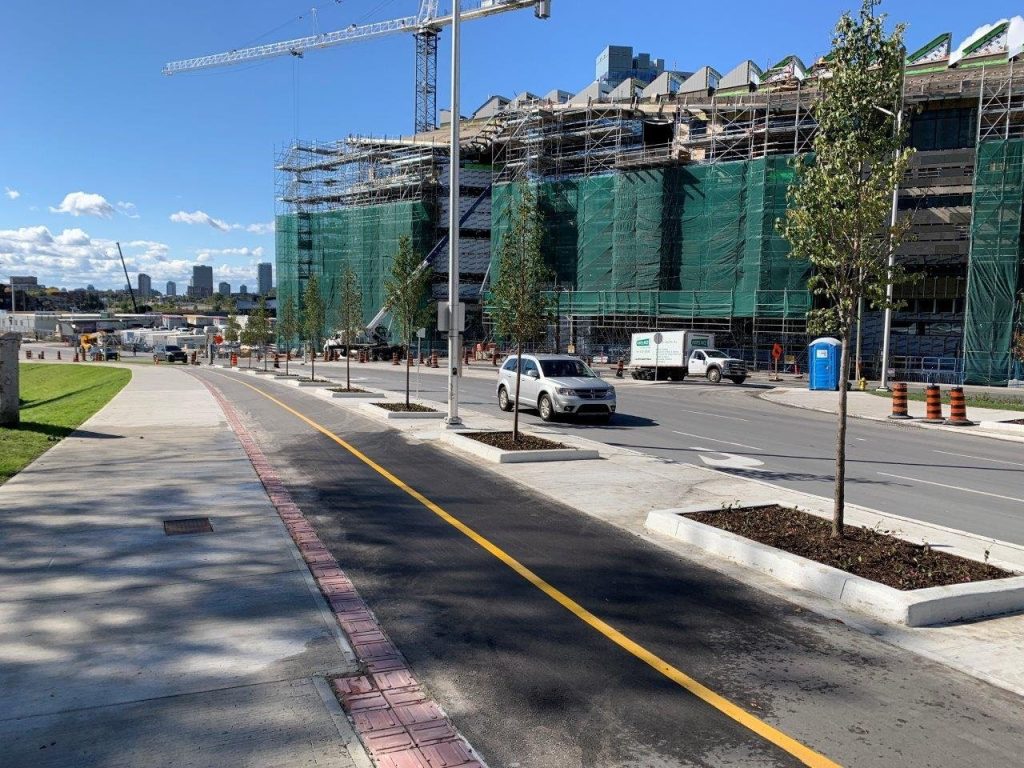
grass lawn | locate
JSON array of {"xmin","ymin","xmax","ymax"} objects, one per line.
[
  {"xmin": 0, "ymin": 364, "xmax": 131, "ymax": 484},
  {"xmin": 868, "ymin": 388, "xmax": 1024, "ymax": 412}
]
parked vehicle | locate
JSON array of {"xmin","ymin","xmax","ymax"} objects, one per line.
[
  {"xmin": 497, "ymin": 354, "xmax": 616, "ymax": 423},
  {"xmin": 629, "ymin": 331, "xmax": 747, "ymax": 384},
  {"xmin": 153, "ymin": 345, "xmax": 188, "ymax": 364},
  {"xmin": 96, "ymin": 347, "xmax": 120, "ymax": 361}
]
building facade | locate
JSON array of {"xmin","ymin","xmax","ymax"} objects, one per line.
[
  {"xmin": 218, "ymin": 281, "xmax": 230, "ymax": 297},
  {"xmin": 257, "ymin": 263, "xmax": 273, "ymax": 295},
  {"xmin": 189, "ymin": 265, "xmax": 214, "ymax": 299},
  {"xmin": 137, "ymin": 273, "xmax": 151, "ymax": 300},
  {"xmin": 166, "ymin": 281, "xmax": 177, "ymax": 297}
]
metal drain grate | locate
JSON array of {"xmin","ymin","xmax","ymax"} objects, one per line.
[{"xmin": 163, "ymin": 517, "xmax": 214, "ymax": 535}]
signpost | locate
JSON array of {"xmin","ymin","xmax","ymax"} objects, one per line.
[
  {"xmin": 771, "ymin": 342, "xmax": 783, "ymax": 381},
  {"xmin": 416, "ymin": 327, "xmax": 426, "ymax": 399},
  {"xmin": 653, "ymin": 332, "xmax": 663, "ymax": 382}
]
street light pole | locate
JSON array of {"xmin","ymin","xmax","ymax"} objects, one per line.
[
  {"xmin": 445, "ymin": 0, "xmax": 462, "ymax": 426},
  {"xmin": 878, "ymin": 106, "xmax": 903, "ymax": 391}
]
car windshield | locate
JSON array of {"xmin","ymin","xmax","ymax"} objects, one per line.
[
  {"xmin": 539, "ymin": 359, "xmax": 595, "ymax": 378},
  {"xmin": 166, "ymin": 346, "xmax": 181, "ymax": 351},
  {"xmin": 704, "ymin": 349, "xmax": 729, "ymax": 359}
]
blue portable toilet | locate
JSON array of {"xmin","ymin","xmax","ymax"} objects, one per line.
[{"xmin": 808, "ymin": 337, "xmax": 842, "ymax": 391}]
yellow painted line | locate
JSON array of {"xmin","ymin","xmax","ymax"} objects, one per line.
[{"xmin": 214, "ymin": 372, "xmax": 842, "ymax": 768}]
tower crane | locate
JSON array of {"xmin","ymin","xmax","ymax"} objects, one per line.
[{"xmin": 163, "ymin": 0, "xmax": 552, "ymax": 134}]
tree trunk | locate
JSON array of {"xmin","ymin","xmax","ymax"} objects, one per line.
[
  {"xmin": 263, "ymin": 344, "xmax": 268, "ymax": 372},
  {"xmin": 346, "ymin": 346, "xmax": 351, "ymax": 390},
  {"xmin": 833, "ymin": 330, "xmax": 852, "ymax": 538},
  {"xmin": 310, "ymin": 343, "xmax": 316, "ymax": 380},
  {"xmin": 405, "ymin": 337, "xmax": 411, "ymax": 408},
  {"xmin": 248, "ymin": 348, "xmax": 252, "ymax": 368},
  {"xmin": 285, "ymin": 347, "xmax": 289, "ymax": 376},
  {"xmin": 513, "ymin": 341, "xmax": 523, "ymax": 442}
]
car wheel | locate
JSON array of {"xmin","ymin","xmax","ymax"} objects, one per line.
[
  {"xmin": 730, "ymin": 376, "xmax": 747, "ymax": 385},
  {"xmin": 498, "ymin": 387, "xmax": 513, "ymax": 412},
  {"xmin": 538, "ymin": 394, "xmax": 556, "ymax": 422},
  {"xmin": 707, "ymin": 367, "xmax": 722, "ymax": 384}
]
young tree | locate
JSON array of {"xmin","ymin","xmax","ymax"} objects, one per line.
[
  {"xmin": 302, "ymin": 273, "xmax": 326, "ymax": 380},
  {"xmin": 243, "ymin": 297, "xmax": 272, "ymax": 371},
  {"xmin": 384, "ymin": 235, "xmax": 432, "ymax": 408},
  {"xmin": 224, "ymin": 314, "xmax": 241, "ymax": 344},
  {"xmin": 278, "ymin": 294, "xmax": 299, "ymax": 376},
  {"xmin": 337, "ymin": 266, "xmax": 363, "ymax": 391},
  {"xmin": 488, "ymin": 182, "xmax": 552, "ymax": 442},
  {"xmin": 780, "ymin": 0, "xmax": 914, "ymax": 537}
]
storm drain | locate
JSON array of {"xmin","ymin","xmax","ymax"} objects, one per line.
[{"xmin": 163, "ymin": 517, "xmax": 214, "ymax": 535}]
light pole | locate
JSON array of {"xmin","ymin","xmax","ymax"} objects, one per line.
[
  {"xmin": 874, "ymin": 103, "xmax": 903, "ymax": 391},
  {"xmin": 445, "ymin": 0, "xmax": 462, "ymax": 426}
]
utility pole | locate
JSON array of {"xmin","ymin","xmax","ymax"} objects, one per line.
[{"xmin": 445, "ymin": 0, "xmax": 462, "ymax": 427}]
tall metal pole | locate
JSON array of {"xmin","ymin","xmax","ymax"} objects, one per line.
[
  {"xmin": 445, "ymin": 0, "xmax": 462, "ymax": 426},
  {"xmin": 878, "ymin": 106, "xmax": 902, "ymax": 391}
]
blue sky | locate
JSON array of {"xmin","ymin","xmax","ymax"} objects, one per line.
[{"xmin": 1, "ymin": 0, "xmax": 1020, "ymax": 290}]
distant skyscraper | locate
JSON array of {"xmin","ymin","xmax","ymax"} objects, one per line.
[
  {"xmin": 166, "ymin": 281, "xmax": 177, "ymax": 297},
  {"xmin": 257, "ymin": 263, "xmax": 272, "ymax": 295},
  {"xmin": 239, "ymin": 284, "xmax": 248, "ymax": 296},
  {"xmin": 189, "ymin": 265, "xmax": 214, "ymax": 299},
  {"xmin": 137, "ymin": 273, "xmax": 151, "ymax": 300},
  {"xmin": 218, "ymin": 281, "xmax": 230, "ymax": 297}
]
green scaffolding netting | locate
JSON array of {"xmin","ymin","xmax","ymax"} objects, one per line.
[
  {"xmin": 491, "ymin": 157, "xmax": 811, "ymax": 320},
  {"xmin": 963, "ymin": 139, "xmax": 1024, "ymax": 386},
  {"xmin": 276, "ymin": 200, "xmax": 434, "ymax": 343}
]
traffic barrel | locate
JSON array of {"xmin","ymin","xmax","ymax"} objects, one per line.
[
  {"xmin": 492, "ymin": 350, "xmax": 499, "ymax": 366},
  {"xmin": 945, "ymin": 387, "xmax": 975, "ymax": 426},
  {"xmin": 57, "ymin": 351, "xmax": 61, "ymax": 360},
  {"xmin": 391, "ymin": 351, "xmax": 399, "ymax": 366},
  {"xmin": 616, "ymin": 358, "xmax": 624, "ymax": 379},
  {"xmin": 464, "ymin": 348, "xmax": 471, "ymax": 365},
  {"xmin": 431, "ymin": 351, "xmax": 438, "ymax": 369},
  {"xmin": 39, "ymin": 350, "xmax": 45, "ymax": 360},
  {"xmin": 408, "ymin": 350, "xmax": 414, "ymax": 367},
  {"xmin": 25, "ymin": 350, "xmax": 32, "ymax": 359},
  {"xmin": 73, "ymin": 352, "xmax": 79, "ymax": 362},
  {"xmin": 888, "ymin": 382, "xmax": 911, "ymax": 419},
  {"xmin": 922, "ymin": 384, "xmax": 944, "ymax": 423}
]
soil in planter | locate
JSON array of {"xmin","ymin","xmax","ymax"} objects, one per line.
[
  {"xmin": 685, "ymin": 505, "xmax": 1012, "ymax": 590},
  {"xmin": 374, "ymin": 402, "xmax": 437, "ymax": 413},
  {"xmin": 297, "ymin": 377, "xmax": 330, "ymax": 383},
  {"xmin": 1001, "ymin": 418, "xmax": 1024, "ymax": 425},
  {"xmin": 329, "ymin": 386, "xmax": 367, "ymax": 393},
  {"xmin": 464, "ymin": 431, "xmax": 569, "ymax": 451}
]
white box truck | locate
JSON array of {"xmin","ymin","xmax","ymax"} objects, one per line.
[{"xmin": 629, "ymin": 331, "xmax": 747, "ymax": 384}]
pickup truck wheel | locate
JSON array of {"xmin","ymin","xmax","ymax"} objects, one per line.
[
  {"xmin": 730, "ymin": 376, "xmax": 747, "ymax": 385},
  {"xmin": 538, "ymin": 394, "xmax": 556, "ymax": 422},
  {"xmin": 498, "ymin": 387, "xmax": 513, "ymax": 412},
  {"xmin": 707, "ymin": 367, "xmax": 722, "ymax": 384}
]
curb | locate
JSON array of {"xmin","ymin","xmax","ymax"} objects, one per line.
[
  {"xmin": 196, "ymin": 375, "xmax": 488, "ymax": 768},
  {"xmin": 359, "ymin": 402, "xmax": 446, "ymax": 420},
  {"xmin": 438, "ymin": 430, "xmax": 601, "ymax": 464}
]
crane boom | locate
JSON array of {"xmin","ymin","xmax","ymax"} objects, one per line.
[{"xmin": 163, "ymin": 0, "xmax": 545, "ymax": 75}]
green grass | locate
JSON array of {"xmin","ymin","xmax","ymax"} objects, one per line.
[
  {"xmin": 868, "ymin": 389, "xmax": 1024, "ymax": 412},
  {"xmin": 0, "ymin": 364, "xmax": 131, "ymax": 484}
]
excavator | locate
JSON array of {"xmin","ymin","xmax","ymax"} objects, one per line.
[{"xmin": 79, "ymin": 332, "xmax": 119, "ymax": 360}]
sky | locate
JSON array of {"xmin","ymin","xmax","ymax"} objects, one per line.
[{"xmin": 1, "ymin": 0, "xmax": 1021, "ymax": 291}]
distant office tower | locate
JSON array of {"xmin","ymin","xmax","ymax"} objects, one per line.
[
  {"xmin": 218, "ymin": 281, "xmax": 230, "ymax": 297},
  {"xmin": 166, "ymin": 281, "xmax": 177, "ymax": 297},
  {"xmin": 257, "ymin": 262, "xmax": 272, "ymax": 295},
  {"xmin": 189, "ymin": 265, "xmax": 214, "ymax": 299},
  {"xmin": 137, "ymin": 273, "xmax": 151, "ymax": 300},
  {"xmin": 239, "ymin": 284, "xmax": 248, "ymax": 296}
]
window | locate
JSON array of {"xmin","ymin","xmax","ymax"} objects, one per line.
[
  {"xmin": 502, "ymin": 357, "xmax": 518, "ymax": 371},
  {"xmin": 693, "ymin": 351, "xmax": 706, "ymax": 361},
  {"xmin": 521, "ymin": 359, "xmax": 539, "ymax": 377},
  {"xmin": 539, "ymin": 359, "xmax": 594, "ymax": 378}
]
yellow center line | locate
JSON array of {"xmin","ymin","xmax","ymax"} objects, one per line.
[{"xmin": 214, "ymin": 372, "xmax": 842, "ymax": 768}]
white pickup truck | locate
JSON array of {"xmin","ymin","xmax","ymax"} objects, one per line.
[{"xmin": 629, "ymin": 331, "xmax": 747, "ymax": 384}]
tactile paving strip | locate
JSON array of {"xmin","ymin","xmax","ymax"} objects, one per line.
[{"xmin": 198, "ymin": 377, "xmax": 486, "ymax": 768}]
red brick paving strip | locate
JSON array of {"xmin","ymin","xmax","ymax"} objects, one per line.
[{"xmin": 196, "ymin": 376, "xmax": 486, "ymax": 768}]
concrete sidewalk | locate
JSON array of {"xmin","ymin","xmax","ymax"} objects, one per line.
[
  {"xmin": 0, "ymin": 364, "xmax": 368, "ymax": 767},
  {"xmin": 761, "ymin": 386, "xmax": 1024, "ymax": 442}
]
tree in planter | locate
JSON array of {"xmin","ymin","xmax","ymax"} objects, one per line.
[
  {"xmin": 243, "ymin": 297, "xmax": 273, "ymax": 372},
  {"xmin": 384, "ymin": 235, "xmax": 432, "ymax": 408},
  {"xmin": 488, "ymin": 182, "xmax": 552, "ymax": 442},
  {"xmin": 780, "ymin": 0, "xmax": 914, "ymax": 537},
  {"xmin": 302, "ymin": 273, "xmax": 326, "ymax": 381},
  {"xmin": 337, "ymin": 266, "xmax": 363, "ymax": 391},
  {"xmin": 278, "ymin": 294, "xmax": 299, "ymax": 376}
]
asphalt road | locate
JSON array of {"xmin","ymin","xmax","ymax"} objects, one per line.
[
  {"xmin": 314, "ymin": 362, "xmax": 1024, "ymax": 547},
  {"xmin": 199, "ymin": 367, "xmax": 1024, "ymax": 768}
]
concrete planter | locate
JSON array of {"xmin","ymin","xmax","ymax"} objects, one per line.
[
  {"xmin": 290, "ymin": 379, "xmax": 334, "ymax": 388},
  {"xmin": 979, "ymin": 420, "xmax": 1024, "ymax": 435},
  {"xmin": 330, "ymin": 390, "xmax": 382, "ymax": 399},
  {"xmin": 645, "ymin": 504, "xmax": 1024, "ymax": 627},
  {"xmin": 439, "ymin": 430, "xmax": 599, "ymax": 464},
  {"xmin": 360, "ymin": 402, "xmax": 444, "ymax": 420}
]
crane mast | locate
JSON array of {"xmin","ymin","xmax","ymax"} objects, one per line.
[{"xmin": 163, "ymin": 1, "xmax": 550, "ymax": 132}]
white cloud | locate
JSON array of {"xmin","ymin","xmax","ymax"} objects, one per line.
[
  {"xmin": 49, "ymin": 191, "xmax": 116, "ymax": 218},
  {"xmin": 195, "ymin": 246, "xmax": 265, "ymax": 260},
  {"xmin": 4, "ymin": 187, "xmax": 20, "ymax": 200},
  {"xmin": 951, "ymin": 17, "xmax": 1024, "ymax": 64},
  {"xmin": 116, "ymin": 201, "xmax": 140, "ymax": 219},
  {"xmin": 169, "ymin": 209, "xmax": 232, "ymax": 232},
  {"xmin": 246, "ymin": 221, "xmax": 274, "ymax": 235}
]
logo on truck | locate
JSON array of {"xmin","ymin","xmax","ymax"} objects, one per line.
[{"xmin": 636, "ymin": 338, "xmax": 650, "ymax": 347}]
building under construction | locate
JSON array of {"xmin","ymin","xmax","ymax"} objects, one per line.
[{"xmin": 277, "ymin": 24, "xmax": 1024, "ymax": 386}]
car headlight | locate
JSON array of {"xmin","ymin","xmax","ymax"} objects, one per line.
[
  {"xmin": 606, "ymin": 387, "xmax": 615, "ymax": 397},
  {"xmin": 556, "ymin": 387, "xmax": 576, "ymax": 396}
]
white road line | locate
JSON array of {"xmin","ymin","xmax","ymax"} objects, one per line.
[
  {"xmin": 933, "ymin": 450, "xmax": 1024, "ymax": 468},
  {"xmin": 672, "ymin": 431, "xmax": 762, "ymax": 451},
  {"xmin": 877, "ymin": 472, "xmax": 1024, "ymax": 503},
  {"xmin": 678, "ymin": 409, "xmax": 750, "ymax": 422}
]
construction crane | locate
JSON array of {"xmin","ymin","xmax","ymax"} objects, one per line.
[{"xmin": 163, "ymin": 0, "xmax": 551, "ymax": 134}]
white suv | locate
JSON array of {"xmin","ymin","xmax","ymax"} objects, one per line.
[{"xmin": 497, "ymin": 354, "xmax": 616, "ymax": 423}]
